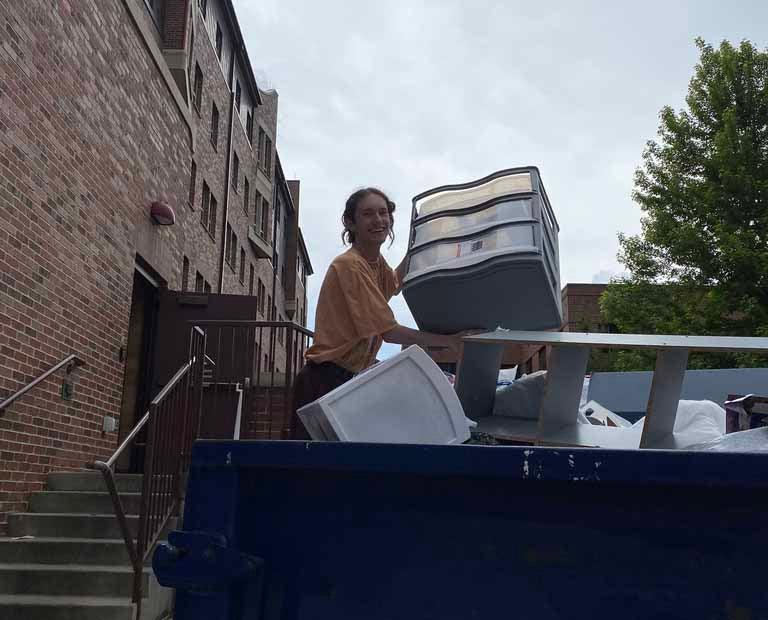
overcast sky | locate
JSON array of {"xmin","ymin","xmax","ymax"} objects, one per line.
[{"xmin": 233, "ymin": 0, "xmax": 768, "ymax": 357}]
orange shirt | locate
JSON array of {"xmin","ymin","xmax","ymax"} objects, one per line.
[{"xmin": 305, "ymin": 249, "xmax": 399, "ymax": 373}]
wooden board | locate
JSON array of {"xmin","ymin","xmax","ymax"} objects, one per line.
[
  {"xmin": 538, "ymin": 345, "xmax": 590, "ymax": 434},
  {"xmin": 419, "ymin": 342, "xmax": 536, "ymax": 365},
  {"xmin": 640, "ymin": 349, "xmax": 689, "ymax": 448},
  {"xmin": 455, "ymin": 342, "xmax": 504, "ymax": 420},
  {"xmin": 474, "ymin": 416, "xmax": 538, "ymax": 442},
  {"xmin": 464, "ymin": 330, "xmax": 768, "ymax": 353},
  {"xmin": 537, "ymin": 424, "xmax": 643, "ymax": 450}
]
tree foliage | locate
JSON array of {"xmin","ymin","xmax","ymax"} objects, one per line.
[{"xmin": 601, "ymin": 39, "xmax": 768, "ymax": 370}]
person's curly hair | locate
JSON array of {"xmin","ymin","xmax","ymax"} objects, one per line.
[{"xmin": 342, "ymin": 187, "xmax": 396, "ymax": 246}]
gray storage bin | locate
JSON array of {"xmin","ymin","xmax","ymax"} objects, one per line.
[{"xmin": 402, "ymin": 167, "xmax": 562, "ymax": 333}]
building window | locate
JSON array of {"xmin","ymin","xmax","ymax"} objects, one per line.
[
  {"xmin": 208, "ymin": 195, "xmax": 218, "ymax": 238},
  {"xmin": 199, "ymin": 0, "xmax": 207, "ymax": 17},
  {"xmin": 225, "ymin": 223, "xmax": 232, "ymax": 265},
  {"xmin": 265, "ymin": 137, "xmax": 272, "ymax": 177},
  {"xmin": 188, "ymin": 160, "xmax": 196, "ymax": 207},
  {"xmin": 239, "ymin": 248, "xmax": 246, "ymax": 283},
  {"xmin": 182, "ymin": 256, "xmax": 190, "ymax": 292},
  {"xmin": 232, "ymin": 152, "xmax": 239, "ymax": 190},
  {"xmin": 267, "ymin": 295, "xmax": 272, "ymax": 319},
  {"xmin": 258, "ymin": 279, "xmax": 265, "ymax": 314},
  {"xmin": 204, "ymin": 281, "xmax": 211, "ymax": 294},
  {"xmin": 261, "ymin": 199, "xmax": 269, "ymax": 239},
  {"xmin": 243, "ymin": 177, "xmax": 249, "ymax": 214},
  {"xmin": 254, "ymin": 191, "xmax": 262, "ymax": 228},
  {"xmin": 226, "ymin": 224, "xmax": 237, "ymax": 270},
  {"xmin": 201, "ymin": 182, "xmax": 216, "ymax": 238},
  {"xmin": 249, "ymin": 264, "xmax": 254, "ymax": 295},
  {"xmin": 192, "ymin": 64, "xmax": 203, "ymax": 113},
  {"xmin": 278, "ymin": 315, "xmax": 284, "ymax": 344},
  {"xmin": 246, "ymin": 111, "xmax": 253, "ymax": 144},
  {"xmin": 235, "ymin": 81, "xmax": 241, "ymax": 114},
  {"xmin": 215, "ymin": 23, "xmax": 223, "ymax": 60},
  {"xmin": 257, "ymin": 127, "xmax": 265, "ymax": 166},
  {"xmin": 195, "ymin": 271, "xmax": 204, "ymax": 293},
  {"xmin": 201, "ymin": 181, "xmax": 210, "ymax": 226},
  {"xmin": 210, "ymin": 103, "xmax": 219, "ymax": 149}
]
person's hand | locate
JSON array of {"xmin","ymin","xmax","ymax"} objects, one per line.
[{"xmin": 456, "ymin": 328, "xmax": 488, "ymax": 339}]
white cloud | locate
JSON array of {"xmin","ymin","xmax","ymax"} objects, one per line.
[{"xmin": 233, "ymin": 0, "xmax": 768, "ymax": 352}]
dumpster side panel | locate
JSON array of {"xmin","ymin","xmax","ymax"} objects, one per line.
[{"xmin": 171, "ymin": 442, "xmax": 768, "ymax": 620}]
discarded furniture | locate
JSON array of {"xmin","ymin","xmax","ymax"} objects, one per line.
[
  {"xmin": 458, "ymin": 330, "xmax": 768, "ymax": 449},
  {"xmin": 402, "ymin": 167, "xmax": 562, "ymax": 333}
]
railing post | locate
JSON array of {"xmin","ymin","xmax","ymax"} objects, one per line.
[{"xmin": 283, "ymin": 325, "xmax": 295, "ymax": 439}]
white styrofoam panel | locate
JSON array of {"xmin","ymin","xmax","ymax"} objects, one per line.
[{"xmin": 297, "ymin": 346, "xmax": 470, "ymax": 445}]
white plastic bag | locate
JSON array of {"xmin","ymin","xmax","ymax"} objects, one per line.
[
  {"xmin": 493, "ymin": 371, "xmax": 546, "ymax": 419},
  {"xmin": 632, "ymin": 400, "xmax": 725, "ymax": 447}
]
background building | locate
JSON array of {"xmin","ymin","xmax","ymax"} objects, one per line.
[
  {"xmin": 0, "ymin": 0, "xmax": 311, "ymax": 531},
  {"xmin": 519, "ymin": 283, "xmax": 610, "ymax": 374}
]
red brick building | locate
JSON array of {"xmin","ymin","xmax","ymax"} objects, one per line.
[
  {"xmin": 0, "ymin": 0, "xmax": 311, "ymax": 531},
  {"xmin": 520, "ymin": 283, "xmax": 610, "ymax": 374}
]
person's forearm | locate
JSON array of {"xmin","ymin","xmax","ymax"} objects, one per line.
[{"xmin": 382, "ymin": 324, "xmax": 455, "ymax": 350}]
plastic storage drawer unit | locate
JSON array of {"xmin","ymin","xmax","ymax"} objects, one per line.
[{"xmin": 403, "ymin": 167, "xmax": 562, "ymax": 333}]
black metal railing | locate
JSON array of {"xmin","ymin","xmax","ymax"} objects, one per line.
[
  {"xmin": 189, "ymin": 320, "xmax": 313, "ymax": 440},
  {"xmin": 91, "ymin": 327, "xmax": 205, "ymax": 618},
  {"xmin": 0, "ymin": 354, "xmax": 85, "ymax": 415}
]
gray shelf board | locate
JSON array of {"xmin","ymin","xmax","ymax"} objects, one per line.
[
  {"xmin": 474, "ymin": 417, "xmax": 539, "ymax": 442},
  {"xmin": 464, "ymin": 330, "xmax": 768, "ymax": 353},
  {"xmin": 537, "ymin": 424, "xmax": 644, "ymax": 450}
]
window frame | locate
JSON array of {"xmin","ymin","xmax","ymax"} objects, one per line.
[
  {"xmin": 192, "ymin": 63, "xmax": 203, "ymax": 114},
  {"xmin": 188, "ymin": 160, "xmax": 197, "ymax": 208},
  {"xmin": 210, "ymin": 102, "xmax": 219, "ymax": 150}
]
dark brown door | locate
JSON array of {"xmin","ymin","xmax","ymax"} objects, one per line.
[{"xmin": 117, "ymin": 270, "xmax": 159, "ymax": 472}]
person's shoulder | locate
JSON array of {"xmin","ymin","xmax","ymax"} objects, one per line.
[{"xmin": 331, "ymin": 249, "xmax": 367, "ymax": 272}]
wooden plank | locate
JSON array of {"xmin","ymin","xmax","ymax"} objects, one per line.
[
  {"xmin": 474, "ymin": 417, "xmax": 538, "ymax": 442},
  {"xmin": 538, "ymin": 345, "xmax": 590, "ymax": 434},
  {"xmin": 640, "ymin": 349, "xmax": 689, "ymax": 448},
  {"xmin": 537, "ymin": 424, "xmax": 643, "ymax": 450},
  {"xmin": 419, "ymin": 342, "xmax": 535, "ymax": 366},
  {"xmin": 464, "ymin": 330, "xmax": 768, "ymax": 353},
  {"xmin": 455, "ymin": 341, "xmax": 505, "ymax": 421}
]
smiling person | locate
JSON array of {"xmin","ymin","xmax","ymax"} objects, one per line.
[{"xmin": 290, "ymin": 187, "xmax": 466, "ymax": 439}]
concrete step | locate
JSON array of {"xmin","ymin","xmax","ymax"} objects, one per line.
[
  {"xmin": 0, "ymin": 563, "xmax": 149, "ymax": 597},
  {"xmin": 29, "ymin": 491, "xmax": 144, "ymax": 515},
  {"xmin": 7, "ymin": 512, "xmax": 179, "ymax": 540},
  {"xmin": 47, "ymin": 472, "xmax": 144, "ymax": 493},
  {"xmin": 0, "ymin": 538, "xmax": 135, "ymax": 565},
  {"xmin": 0, "ymin": 594, "xmax": 133, "ymax": 620},
  {"xmin": 8, "ymin": 513, "xmax": 139, "ymax": 539}
]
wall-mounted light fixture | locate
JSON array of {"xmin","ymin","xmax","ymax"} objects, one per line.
[{"xmin": 150, "ymin": 201, "xmax": 176, "ymax": 226}]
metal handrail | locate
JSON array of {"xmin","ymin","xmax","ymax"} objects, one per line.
[
  {"xmin": 90, "ymin": 355, "xmax": 199, "ymax": 616},
  {"xmin": 0, "ymin": 354, "xmax": 85, "ymax": 414},
  {"xmin": 233, "ymin": 382, "xmax": 244, "ymax": 440},
  {"xmin": 189, "ymin": 318, "xmax": 315, "ymax": 338}
]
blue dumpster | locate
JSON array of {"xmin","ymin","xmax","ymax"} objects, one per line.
[{"xmin": 155, "ymin": 441, "xmax": 768, "ymax": 619}]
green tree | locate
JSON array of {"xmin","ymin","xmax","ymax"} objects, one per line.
[{"xmin": 601, "ymin": 39, "xmax": 768, "ymax": 370}]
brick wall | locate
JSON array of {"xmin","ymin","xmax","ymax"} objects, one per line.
[
  {"xmin": 163, "ymin": 0, "xmax": 191, "ymax": 50},
  {"xmin": 242, "ymin": 387, "xmax": 289, "ymax": 440},
  {"xmin": 0, "ymin": 0, "xmax": 196, "ymax": 532},
  {"xmin": 0, "ymin": 0, "xmax": 306, "ymax": 532}
]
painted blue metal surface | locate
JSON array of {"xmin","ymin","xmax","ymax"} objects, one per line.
[
  {"xmin": 157, "ymin": 441, "xmax": 768, "ymax": 620},
  {"xmin": 588, "ymin": 367, "xmax": 768, "ymax": 420}
]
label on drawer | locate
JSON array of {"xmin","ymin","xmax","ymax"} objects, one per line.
[{"xmin": 456, "ymin": 239, "xmax": 485, "ymax": 257}]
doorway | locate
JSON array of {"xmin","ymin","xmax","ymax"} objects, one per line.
[{"xmin": 117, "ymin": 267, "xmax": 160, "ymax": 472}]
